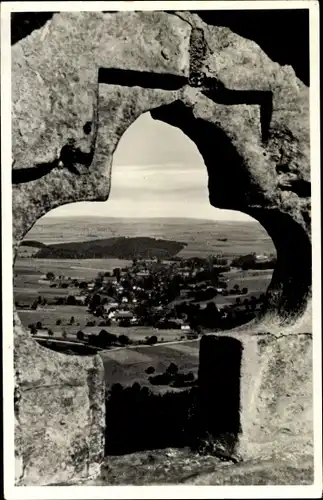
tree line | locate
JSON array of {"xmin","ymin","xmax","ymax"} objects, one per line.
[{"xmin": 104, "ymin": 381, "xmax": 239, "ymax": 459}]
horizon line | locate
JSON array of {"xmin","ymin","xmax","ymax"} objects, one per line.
[{"xmin": 44, "ymin": 214, "xmax": 257, "ymax": 223}]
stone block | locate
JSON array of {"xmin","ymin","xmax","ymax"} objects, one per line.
[
  {"xmin": 198, "ymin": 332, "xmax": 313, "ymax": 462},
  {"xmin": 14, "ymin": 316, "xmax": 105, "ymax": 486},
  {"xmin": 239, "ymin": 332, "xmax": 313, "ymax": 460}
]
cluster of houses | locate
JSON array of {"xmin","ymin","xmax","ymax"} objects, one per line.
[{"xmin": 16, "ymin": 252, "xmax": 273, "ymax": 335}]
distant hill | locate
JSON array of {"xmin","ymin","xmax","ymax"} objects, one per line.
[
  {"xmin": 22, "ymin": 216, "xmax": 276, "ymax": 258},
  {"xmin": 34, "ymin": 236, "xmax": 187, "ymax": 260}
]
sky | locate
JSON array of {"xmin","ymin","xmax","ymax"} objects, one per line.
[{"xmin": 50, "ymin": 112, "xmax": 250, "ymax": 221}]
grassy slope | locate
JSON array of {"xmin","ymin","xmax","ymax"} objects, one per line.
[{"xmin": 101, "ymin": 343, "xmax": 200, "ymax": 390}]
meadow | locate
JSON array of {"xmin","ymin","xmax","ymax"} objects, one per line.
[
  {"xmin": 15, "ymin": 257, "xmax": 132, "ymax": 279},
  {"xmin": 100, "ymin": 341, "xmax": 200, "ymax": 391},
  {"xmin": 14, "ymin": 257, "xmax": 131, "ymax": 304}
]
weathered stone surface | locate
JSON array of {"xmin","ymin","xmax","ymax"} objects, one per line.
[
  {"xmin": 199, "ymin": 333, "xmax": 313, "ymax": 462},
  {"xmin": 12, "ymin": 11, "xmax": 190, "ymax": 169},
  {"xmin": 239, "ymin": 332, "xmax": 312, "ymax": 460},
  {"xmin": 11, "ymin": 10, "xmax": 312, "ymax": 485},
  {"xmin": 180, "ymin": 455, "xmax": 313, "ymax": 485},
  {"xmin": 14, "ymin": 313, "xmax": 105, "ymax": 485}
]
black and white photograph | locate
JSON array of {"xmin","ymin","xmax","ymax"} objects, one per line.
[{"xmin": 1, "ymin": 1, "xmax": 321, "ymax": 497}]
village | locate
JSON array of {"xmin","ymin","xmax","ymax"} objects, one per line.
[{"xmin": 17, "ymin": 252, "xmax": 275, "ymax": 352}]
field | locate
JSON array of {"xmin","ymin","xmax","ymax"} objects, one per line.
[
  {"xmin": 17, "ymin": 307, "xmax": 94, "ymax": 332},
  {"xmin": 100, "ymin": 341, "xmax": 200, "ymax": 392},
  {"xmin": 14, "ymin": 257, "xmax": 131, "ymax": 304},
  {"xmin": 15, "ymin": 257, "xmax": 132, "ymax": 279},
  {"xmin": 217, "ymin": 269, "xmax": 271, "ymax": 304},
  {"xmin": 20, "ymin": 312, "xmax": 187, "ymax": 343}
]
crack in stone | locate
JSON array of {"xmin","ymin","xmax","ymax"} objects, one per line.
[
  {"xmin": 20, "ymin": 382, "xmax": 83, "ymax": 392},
  {"xmin": 167, "ymin": 12, "xmax": 273, "ymax": 142}
]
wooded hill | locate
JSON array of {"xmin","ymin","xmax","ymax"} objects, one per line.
[{"xmin": 31, "ymin": 236, "xmax": 187, "ymax": 259}]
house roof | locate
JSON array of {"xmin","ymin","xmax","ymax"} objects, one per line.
[
  {"xmin": 115, "ymin": 311, "xmax": 133, "ymax": 319},
  {"xmin": 104, "ymin": 301, "xmax": 119, "ymax": 307},
  {"xmin": 167, "ymin": 318, "xmax": 184, "ymax": 325}
]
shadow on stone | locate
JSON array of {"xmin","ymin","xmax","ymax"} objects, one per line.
[{"xmin": 104, "ymin": 336, "xmax": 243, "ymax": 461}]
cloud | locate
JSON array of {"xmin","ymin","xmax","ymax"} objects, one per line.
[{"xmin": 110, "ymin": 163, "xmax": 208, "ymax": 194}]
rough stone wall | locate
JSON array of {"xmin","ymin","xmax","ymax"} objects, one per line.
[
  {"xmin": 199, "ymin": 333, "xmax": 313, "ymax": 463},
  {"xmin": 239, "ymin": 332, "xmax": 313, "ymax": 460},
  {"xmin": 14, "ymin": 313, "xmax": 105, "ymax": 486},
  {"xmin": 11, "ymin": 11, "xmax": 311, "ymax": 485}
]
